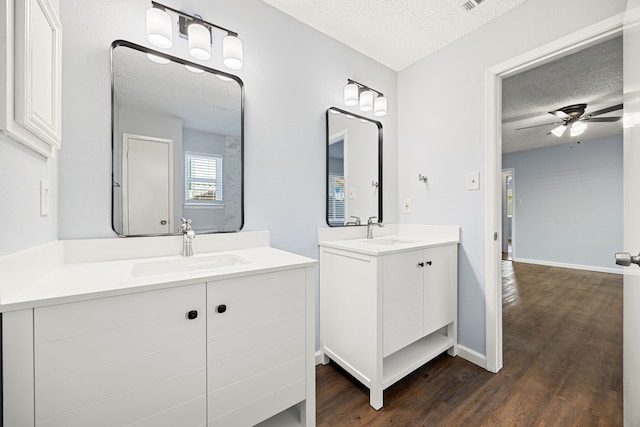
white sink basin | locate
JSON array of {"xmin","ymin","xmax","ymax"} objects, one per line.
[
  {"xmin": 360, "ymin": 238, "xmax": 417, "ymax": 246},
  {"xmin": 132, "ymin": 254, "xmax": 251, "ymax": 277}
]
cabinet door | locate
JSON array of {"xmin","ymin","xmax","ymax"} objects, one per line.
[
  {"xmin": 382, "ymin": 249, "xmax": 424, "ymax": 357},
  {"xmin": 1, "ymin": 0, "xmax": 62, "ymax": 157},
  {"xmin": 207, "ymin": 269, "xmax": 306, "ymax": 426},
  {"xmin": 423, "ymin": 245, "xmax": 457, "ymax": 335},
  {"xmin": 33, "ymin": 284, "xmax": 207, "ymax": 427}
]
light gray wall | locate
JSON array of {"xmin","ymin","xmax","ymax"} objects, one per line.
[
  {"xmin": 0, "ymin": 0, "xmax": 60, "ymax": 257},
  {"xmin": 57, "ymin": 0, "xmax": 397, "ymax": 350},
  {"xmin": 502, "ymin": 136, "xmax": 622, "ymax": 270},
  {"xmin": 397, "ymin": 0, "xmax": 626, "ymax": 354},
  {"xmin": 58, "ymin": 0, "xmax": 398, "ymax": 257}
]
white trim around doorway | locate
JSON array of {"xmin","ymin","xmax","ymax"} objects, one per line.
[{"xmin": 484, "ymin": 13, "xmax": 624, "ymax": 374}]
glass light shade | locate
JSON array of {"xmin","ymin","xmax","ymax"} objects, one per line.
[
  {"xmin": 188, "ymin": 23, "xmax": 212, "ymax": 60},
  {"xmin": 216, "ymin": 74, "xmax": 234, "ymax": 82},
  {"xmin": 570, "ymin": 121, "xmax": 587, "ymax": 137},
  {"xmin": 185, "ymin": 64, "xmax": 205, "ymax": 74},
  {"xmin": 146, "ymin": 8, "xmax": 173, "ymax": 49},
  {"xmin": 344, "ymin": 83, "xmax": 359, "ymax": 106},
  {"xmin": 223, "ymin": 35, "xmax": 243, "ymax": 69},
  {"xmin": 550, "ymin": 124, "xmax": 566, "ymax": 137},
  {"xmin": 146, "ymin": 53, "xmax": 170, "ymax": 64},
  {"xmin": 359, "ymin": 90, "xmax": 374, "ymax": 112},
  {"xmin": 374, "ymin": 96, "xmax": 387, "ymax": 117}
]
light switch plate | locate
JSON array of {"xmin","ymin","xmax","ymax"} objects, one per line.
[
  {"xmin": 403, "ymin": 198, "xmax": 412, "ymax": 213},
  {"xmin": 467, "ymin": 172, "xmax": 480, "ymax": 190},
  {"xmin": 40, "ymin": 179, "xmax": 50, "ymax": 216}
]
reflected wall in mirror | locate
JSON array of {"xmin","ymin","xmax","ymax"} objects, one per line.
[
  {"xmin": 326, "ymin": 107, "xmax": 382, "ymax": 227},
  {"xmin": 111, "ymin": 40, "xmax": 243, "ymax": 236}
]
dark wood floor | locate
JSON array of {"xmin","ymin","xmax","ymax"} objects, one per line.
[{"xmin": 316, "ymin": 262, "xmax": 623, "ymax": 426}]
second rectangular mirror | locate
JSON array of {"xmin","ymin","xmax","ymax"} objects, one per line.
[{"xmin": 326, "ymin": 107, "xmax": 382, "ymax": 227}]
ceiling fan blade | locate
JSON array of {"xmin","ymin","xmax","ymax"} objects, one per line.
[
  {"xmin": 516, "ymin": 121, "xmax": 562, "ymax": 130},
  {"xmin": 588, "ymin": 103, "xmax": 623, "ymax": 117},
  {"xmin": 549, "ymin": 110, "xmax": 570, "ymax": 119},
  {"xmin": 586, "ymin": 117, "xmax": 622, "ymax": 123}
]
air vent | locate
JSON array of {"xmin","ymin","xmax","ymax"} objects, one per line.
[{"xmin": 461, "ymin": 0, "xmax": 485, "ymax": 11}]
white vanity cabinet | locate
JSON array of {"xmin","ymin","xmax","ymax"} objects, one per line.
[
  {"xmin": 320, "ymin": 241, "xmax": 458, "ymax": 410},
  {"xmin": 2, "ymin": 266, "xmax": 315, "ymax": 427},
  {"xmin": 1, "ymin": 0, "xmax": 62, "ymax": 157},
  {"xmin": 207, "ymin": 269, "xmax": 308, "ymax": 426},
  {"xmin": 33, "ymin": 284, "xmax": 208, "ymax": 427}
]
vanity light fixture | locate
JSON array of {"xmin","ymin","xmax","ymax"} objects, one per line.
[
  {"xmin": 145, "ymin": 1, "xmax": 244, "ymax": 69},
  {"xmin": 343, "ymin": 79, "xmax": 387, "ymax": 117}
]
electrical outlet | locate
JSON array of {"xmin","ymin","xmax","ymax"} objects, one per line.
[
  {"xmin": 403, "ymin": 198, "xmax": 412, "ymax": 213},
  {"xmin": 40, "ymin": 179, "xmax": 50, "ymax": 216}
]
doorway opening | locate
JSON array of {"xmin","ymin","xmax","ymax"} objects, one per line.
[{"xmin": 484, "ymin": 14, "xmax": 624, "ymax": 373}]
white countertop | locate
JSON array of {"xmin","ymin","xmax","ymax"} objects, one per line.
[
  {"xmin": 317, "ymin": 223, "xmax": 460, "ymax": 256},
  {"xmin": 318, "ymin": 235, "xmax": 459, "ymax": 256},
  {"xmin": 0, "ymin": 233, "xmax": 317, "ymax": 312}
]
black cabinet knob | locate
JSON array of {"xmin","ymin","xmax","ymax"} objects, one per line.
[
  {"xmin": 187, "ymin": 310, "xmax": 198, "ymax": 320},
  {"xmin": 426, "ymin": 261, "xmax": 432, "ymax": 266},
  {"xmin": 217, "ymin": 304, "xmax": 227, "ymax": 314},
  {"xmin": 417, "ymin": 262, "xmax": 425, "ymax": 268}
]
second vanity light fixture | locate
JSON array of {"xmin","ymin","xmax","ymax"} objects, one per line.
[
  {"xmin": 146, "ymin": 1, "xmax": 243, "ymax": 69},
  {"xmin": 343, "ymin": 79, "xmax": 387, "ymax": 117}
]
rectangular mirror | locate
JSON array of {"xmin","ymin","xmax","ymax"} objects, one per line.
[
  {"xmin": 326, "ymin": 107, "xmax": 382, "ymax": 226},
  {"xmin": 111, "ymin": 40, "xmax": 243, "ymax": 236}
]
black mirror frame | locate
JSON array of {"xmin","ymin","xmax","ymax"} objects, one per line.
[
  {"xmin": 110, "ymin": 39, "xmax": 245, "ymax": 237},
  {"xmin": 325, "ymin": 107, "xmax": 383, "ymax": 227}
]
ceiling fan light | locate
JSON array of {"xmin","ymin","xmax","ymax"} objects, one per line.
[
  {"xmin": 570, "ymin": 121, "xmax": 587, "ymax": 137},
  {"xmin": 344, "ymin": 83, "xmax": 359, "ymax": 106},
  {"xmin": 551, "ymin": 125, "xmax": 566, "ymax": 137}
]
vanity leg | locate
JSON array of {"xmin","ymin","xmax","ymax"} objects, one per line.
[
  {"xmin": 370, "ymin": 386, "xmax": 383, "ymax": 410},
  {"xmin": 447, "ymin": 322, "xmax": 458, "ymax": 357}
]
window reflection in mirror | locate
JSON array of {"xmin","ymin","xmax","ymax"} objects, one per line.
[
  {"xmin": 326, "ymin": 107, "xmax": 382, "ymax": 227},
  {"xmin": 111, "ymin": 40, "xmax": 243, "ymax": 236}
]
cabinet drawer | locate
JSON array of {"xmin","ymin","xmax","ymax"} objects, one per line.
[
  {"xmin": 33, "ymin": 284, "xmax": 207, "ymax": 427},
  {"xmin": 207, "ymin": 269, "xmax": 306, "ymax": 425}
]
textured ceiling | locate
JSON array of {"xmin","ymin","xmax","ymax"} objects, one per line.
[
  {"xmin": 502, "ymin": 36, "xmax": 623, "ymax": 153},
  {"xmin": 259, "ymin": 0, "xmax": 527, "ymax": 71}
]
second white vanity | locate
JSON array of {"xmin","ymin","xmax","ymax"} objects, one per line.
[{"xmin": 318, "ymin": 224, "xmax": 459, "ymax": 409}]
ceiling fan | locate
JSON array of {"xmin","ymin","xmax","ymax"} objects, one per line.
[{"xmin": 516, "ymin": 103, "xmax": 623, "ymax": 137}]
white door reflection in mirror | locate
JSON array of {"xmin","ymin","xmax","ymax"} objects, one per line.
[
  {"xmin": 122, "ymin": 134, "xmax": 173, "ymax": 235},
  {"xmin": 326, "ymin": 107, "xmax": 382, "ymax": 226}
]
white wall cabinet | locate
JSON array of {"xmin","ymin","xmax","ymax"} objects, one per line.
[
  {"xmin": 320, "ymin": 243, "xmax": 458, "ymax": 409},
  {"xmin": 1, "ymin": 0, "xmax": 62, "ymax": 158},
  {"xmin": 3, "ymin": 268, "xmax": 315, "ymax": 426}
]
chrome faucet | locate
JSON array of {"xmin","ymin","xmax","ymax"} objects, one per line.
[
  {"xmin": 179, "ymin": 218, "xmax": 196, "ymax": 256},
  {"xmin": 366, "ymin": 216, "xmax": 383, "ymax": 239}
]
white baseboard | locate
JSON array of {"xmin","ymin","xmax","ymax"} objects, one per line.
[
  {"xmin": 513, "ymin": 257, "xmax": 622, "ymax": 275},
  {"xmin": 457, "ymin": 344, "xmax": 487, "ymax": 369},
  {"xmin": 315, "ymin": 351, "xmax": 324, "ymax": 366}
]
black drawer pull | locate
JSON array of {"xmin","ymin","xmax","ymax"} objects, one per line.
[
  {"xmin": 217, "ymin": 304, "xmax": 227, "ymax": 314},
  {"xmin": 417, "ymin": 262, "xmax": 425, "ymax": 268},
  {"xmin": 426, "ymin": 261, "xmax": 432, "ymax": 266},
  {"xmin": 187, "ymin": 310, "xmax": 198, "ymax": 320}
]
